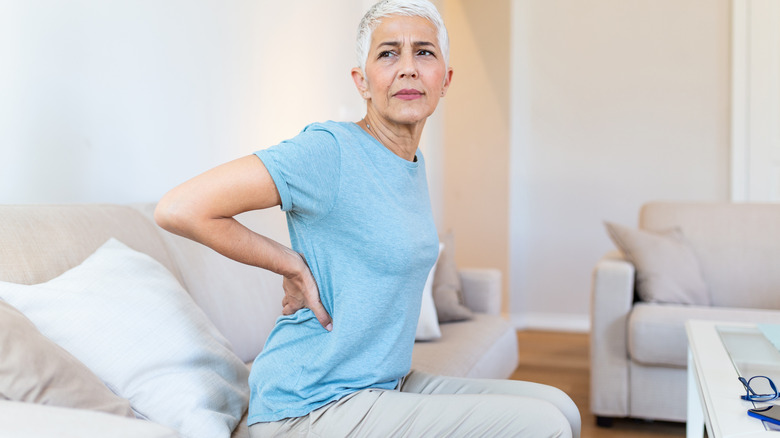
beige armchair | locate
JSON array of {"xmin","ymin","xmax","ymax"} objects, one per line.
[{"xmin": 590, "ymin": 202, "xmax": 780, "ymax": 425}]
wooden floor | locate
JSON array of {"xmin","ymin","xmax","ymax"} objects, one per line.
[{"xmin": 510, "ymin": 331, "xmax": 687, "ymax": 438}]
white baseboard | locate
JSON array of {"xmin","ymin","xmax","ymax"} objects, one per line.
[{"xmin": 510, "ymin": 312, "xmax": 590, "ymax": 333}]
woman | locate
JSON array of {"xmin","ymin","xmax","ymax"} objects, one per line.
[{"xmin": 155, "ymin": 1, "xmax": 580, "ymax": 436}]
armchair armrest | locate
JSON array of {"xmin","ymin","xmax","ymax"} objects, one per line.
[
  {"xmin": 589, "ymin": 251, "xmax": 635, "ymax": 418},
  {"xmin": 459, "ymin": 268, "xmax": 501, "ymax": 315},
  {"xmin": 0, "ymin": 400, "xmax": 178, "ymax": 438}
]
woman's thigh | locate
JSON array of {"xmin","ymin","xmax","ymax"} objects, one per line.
[
  {"xmin": 250, "ymin": 382, "xmax": 574, "ymax": 438},
  {"xmin": 400, "ymin": 370, "xmax": 581, "ymax": 438}
]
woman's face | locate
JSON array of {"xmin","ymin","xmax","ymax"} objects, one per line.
[{"xmin": 353, "ymin": 15, "xmax": 453, "ymax": 127}]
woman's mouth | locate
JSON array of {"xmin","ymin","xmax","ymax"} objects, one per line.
[{"xmin": 394, "ymin": 89, "xmax": 423, "ymax": 101}]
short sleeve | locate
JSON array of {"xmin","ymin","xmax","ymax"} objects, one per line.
[{"xmin": 254, "ymin": 124, "xmax": 341, "ymax": 221}]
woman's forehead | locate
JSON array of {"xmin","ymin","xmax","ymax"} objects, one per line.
[{"xmin": 371, "ymin": 15, "xmax": 439, "ymax": 47}]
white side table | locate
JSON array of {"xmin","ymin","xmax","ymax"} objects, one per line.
[{"xmin": 685, "ymin": 320, "xmax": 778, "ymax": 438}]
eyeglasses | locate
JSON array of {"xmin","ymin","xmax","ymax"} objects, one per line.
[{"xmin": 739, "ymin": 375, "xmax": 779, "ymax": 402}]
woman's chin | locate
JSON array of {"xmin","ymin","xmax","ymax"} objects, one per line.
[{"xmin": 383, "ymin": 111, "xmax": 436, "ymax": 127}]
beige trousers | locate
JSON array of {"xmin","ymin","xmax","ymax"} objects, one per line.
[{"xmin": 249, "ymin": 370, "xmax": 580, "ymax": 438}]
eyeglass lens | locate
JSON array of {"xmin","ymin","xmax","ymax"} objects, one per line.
[{"xmin": 749, "ymin": 376, "xmax": 775, "ymax": 395}]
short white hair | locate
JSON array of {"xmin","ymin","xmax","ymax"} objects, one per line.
[{"xmin": 356, "ymin": 0, "xmax": 449, "ymax": 71}]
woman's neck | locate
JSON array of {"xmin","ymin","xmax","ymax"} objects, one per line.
[{"xmin": 359, "ymin": 116, "xmax": 425, "ymax": 162}]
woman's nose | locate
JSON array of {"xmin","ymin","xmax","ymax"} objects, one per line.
[{"xmin": 398, "ymin": 53, "xmax": 418, "ymax": 79}]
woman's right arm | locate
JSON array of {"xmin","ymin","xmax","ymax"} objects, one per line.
[{"xmin": 154, "ymin": 155, "xmax": 332, "ymax": 330}]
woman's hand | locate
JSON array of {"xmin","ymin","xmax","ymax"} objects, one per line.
[{"xmin": 281, "ymin": 252, "xmax": 333, "ymax": 332}]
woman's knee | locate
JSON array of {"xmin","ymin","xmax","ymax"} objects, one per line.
[
  {"xmin": 511, "ymin": 400, "xmax": 573, "ymax": 438},
  {"xmin": 502, "ymin": 382, "xmax": 580, "ymax": 438}
]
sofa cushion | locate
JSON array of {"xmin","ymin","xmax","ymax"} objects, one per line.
[
  {"xmin": 0, "ymin": 239, "xmax": 249, "ymax": 438},
  {"xmin": 432, "ymin": 232, "xmax": 473, "ymax": 322},
  {"xmin": 0, "ymin": 300, "xmax": 134, "ymax": 417},
  {"xmin": 412, "ymin": 314, "xmax": 517, "ymax": 378},
  {"xmin": 605, "ymin": 221, "xmax": 710, "ymax": 305},
  {"xmin": 629, "ymin": 302, "xmax": 780, "ymax": 367},
  {"xmin": 0, "ymin": 400, "xmax": 178, "ymax": 438}
]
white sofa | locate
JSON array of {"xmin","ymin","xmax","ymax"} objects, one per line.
[
  {"xmin": 0, "ymin": 203, "xmax": 518, "ymax": 437},
  {"xmin": 590, "ymin": 202, "xmax": 780, "ymax": 425}
]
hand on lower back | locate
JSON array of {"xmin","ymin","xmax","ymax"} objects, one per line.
[{"xmin": 281, "ymin": 254, "xmax": 332, "ymax": 331}]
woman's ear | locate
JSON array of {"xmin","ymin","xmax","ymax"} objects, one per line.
[
  {"xmin": 351, "ymin": 67, "xmax": 371, "ymax": 100},
  {"xmin": 440, "ymin": 67, "xmax": 454, "ymax": 97}
]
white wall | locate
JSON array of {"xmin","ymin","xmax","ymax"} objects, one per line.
[
  {"xmin": 1, "ymin": 1, "xmax": 442, "ymax": 207},
  {"xmin": 509, "ymin": 0, "xmax": 731, "ymax": 330},
  {"xmin": 441, "ymin": 0, "xmax": 511, "ymax": 311},
  {"xmin": 731, "ymin": 0, "xmax": 780, "ymax": 202}
]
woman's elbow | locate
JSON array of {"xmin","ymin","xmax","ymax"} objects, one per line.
[{"xmin": 154, "ymin": 193, "xmax": 191, "ymax": 236}]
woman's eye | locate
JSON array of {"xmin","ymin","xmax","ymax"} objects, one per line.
[
  {"xmin": 378, "ymin": 51, "xmax": 396, "ymax": 58},
  {"xmin": 417, "ymin": 50, "xmax": 434, "ymax": 56}
]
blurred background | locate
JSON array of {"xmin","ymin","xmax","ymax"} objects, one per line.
[{"xmin": 3, "ymin": 0, "xmax": 776, "ymax": 332}]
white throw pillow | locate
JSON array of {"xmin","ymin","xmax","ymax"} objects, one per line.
[
  {"xmin": 415, "ymin": 243, "xmax": 443, "ymax": 341},
  {"xmin": 0, "ymin": 239, "xmax": 249, "ymax": 438}
]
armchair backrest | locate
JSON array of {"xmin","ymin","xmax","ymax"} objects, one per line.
[{"xmin": 639, "ymin": 202, "xmax": 780, "ymax": 310}]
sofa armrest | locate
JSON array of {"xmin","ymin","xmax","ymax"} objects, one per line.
[
  {"xmin": 0, "ymin": 400, "xmax": 179, "ymax": 437},
  {"xmin": 589, "ymin": 251, "xmax": 635, "ymax": 418},
  {"xmin": 459, "ymin": 268, "xmax": 501, "ymax": 315}
]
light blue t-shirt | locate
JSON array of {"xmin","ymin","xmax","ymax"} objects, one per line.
[{"xmin": 248, "ymin": 121, "xmax": 439, "ymax": 424}]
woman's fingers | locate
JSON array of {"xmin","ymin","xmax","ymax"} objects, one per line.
[
  {"xmin": 280, "ymin": 281, "xmax": 332, "ymax": 331},
  {"xmin": 280, "ymin": 297, "xmax": 332, "ymax": 331},
  {"xmin": 280, "ymin": 253, "xmax": 332, "ymax": 330},
  {"xmin": 308, "ymin": 299, "xmax": 333, "ymax": 332}
]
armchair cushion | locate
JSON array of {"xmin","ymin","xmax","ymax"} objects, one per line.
[
  {"xmin": 628, "ymin": 303, "xmax": 780, "ymax": 367},
  {"xmin": 604, "ymin": 221, "xmax": 710, "ymax": 305}
]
